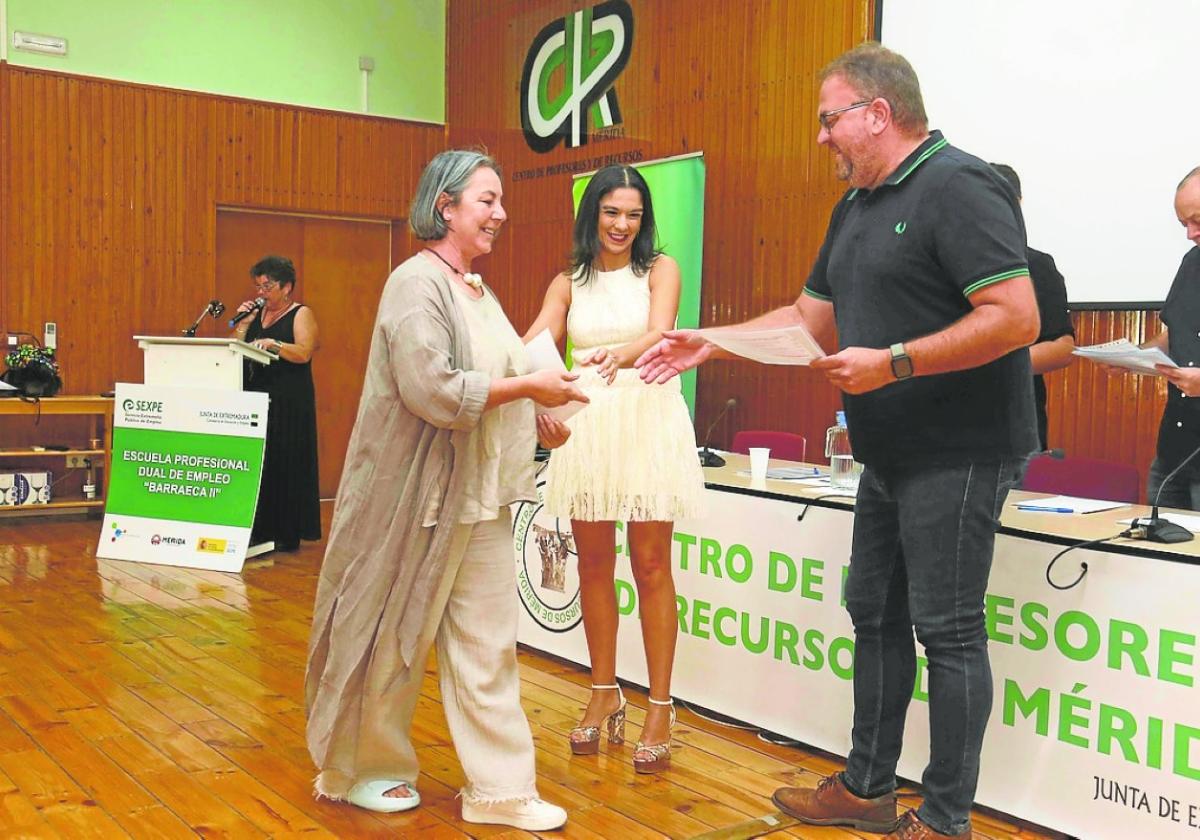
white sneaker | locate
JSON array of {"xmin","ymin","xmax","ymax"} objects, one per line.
[{"xmin": 461, "ymin": 795, "xmax": 567, "ymax": 831}]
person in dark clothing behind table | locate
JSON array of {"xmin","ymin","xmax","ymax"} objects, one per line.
[
  {"xmin": 230, "ymin": 254, "xmax": 321, "ymax": 551},
  {"xmin": 990, "ymin": 163, "xmax": 1076, "ymax": 450},
  {"xmin": 1133, "ymin": 168, "xmax": 1200, "ymax": 509}
]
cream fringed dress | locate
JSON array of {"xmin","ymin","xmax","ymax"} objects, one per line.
[{"xmin": 543, "ymin": 263, "xmax": 704, "ymax": 522}]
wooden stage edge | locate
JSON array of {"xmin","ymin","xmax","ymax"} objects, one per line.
[{"xmin": 0, "ymin": 502, "xmax": 1064, "ymax": 839}]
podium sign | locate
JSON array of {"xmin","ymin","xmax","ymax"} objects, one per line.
[{"xmin": 97, "ymin": 383, "xmax": 268, "ymax": 572}]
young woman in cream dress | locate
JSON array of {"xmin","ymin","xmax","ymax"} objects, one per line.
[{"xmin": 525, "ymin": 164, "xmax": 703, "ymax": 773}]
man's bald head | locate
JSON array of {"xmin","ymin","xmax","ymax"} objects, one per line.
[
  {"xmin": 1177, "ymin": 167, "xmax": 1200, "ymax": 193},
  {"xmin": 1176, "ymin": 167, "xmax": 1200, "ymax": 246}
]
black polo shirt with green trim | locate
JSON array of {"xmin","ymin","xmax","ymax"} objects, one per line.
[
  {"xmin": 804, "ymin": 131, "xmax": 1038, "ymax": 468},
  {"xmin": 1156, "ymin": 247, "xmax": 1200, "ymax": 470}
]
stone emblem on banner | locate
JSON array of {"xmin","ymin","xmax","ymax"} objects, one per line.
[
  {"xmin": 512, "ymin": 464, "xmax": 584, "ymax": 632},
  {"xmin": 520, "ymin": 0, "xmax": 633, "ymax": 153}
]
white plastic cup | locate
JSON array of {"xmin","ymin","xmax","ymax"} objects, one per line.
[{"xmin": 749, "ymin": 447, "xmax": 770, "ymax": 483}]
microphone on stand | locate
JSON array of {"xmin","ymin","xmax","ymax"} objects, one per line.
[
  {"xmin": 228, "ymin": 297, "xmax": 266, "ymax": 328},
  {"xmin": 1043, "ymin": 443, "xmax": 1196, "ymax": 591},
  {"xmin": 698, "ymin": 397, "xmax": 738, "ymax": 467},
  {"xmin": 182, "ymin": 299, "xmax": 227, "ymax": 336},
  {"xmin": 1129, "ymin": 443, "xmax": 1200, "ymax": 544}
]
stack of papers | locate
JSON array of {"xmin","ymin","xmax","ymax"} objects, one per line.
[
  {"xmin": 1073, "ymin": 339, "xmax": 1175, "ymax": 375},
  {"xmin": 1014, "ymin": 495, "xmax": 1127, "ymax": 514}
]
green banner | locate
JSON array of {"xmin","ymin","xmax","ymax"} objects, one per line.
[
  {"xmin": 573, "ymin": 154, "xmax": 705, "ymax": 416},
  {"xmin": 107, "ymin": 427, "xmax": 264, "ymax": 527}
]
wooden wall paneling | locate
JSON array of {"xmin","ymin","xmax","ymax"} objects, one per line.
[
  {"xmin": 1041, "ymin": 310, "xmax": 1166, "ymax": 501},
  {"xmin": 214, "ymin": 211, "xmax": 305, "ymax": 327},
  {"xmin": 390, "ymin": 219, "xmax": 406, "ymax": 270},
  {"xmin": 2, "ymin": 64, "xmax": 442, "ymax": 404},
  {"xmin": 215, "ymin": 210, "xmax": 392, "ymax": 498},
  {"xmin": 300, "ymin": 217, "xmax": 392, "ymax": 497}
]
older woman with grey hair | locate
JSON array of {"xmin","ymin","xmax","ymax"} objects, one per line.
[{"xmin": 305, "ymin": 150, "xmax": 583, "ymax": 831}]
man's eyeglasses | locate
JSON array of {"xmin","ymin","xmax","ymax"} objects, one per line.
[{"xmin": 818, "ymin": 100, "xmax": 872, "ymax": 132}]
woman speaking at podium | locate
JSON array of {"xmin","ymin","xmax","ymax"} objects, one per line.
[{"xmin": 230, "ymin": 254, "xmax": 321, "ymax": 552}]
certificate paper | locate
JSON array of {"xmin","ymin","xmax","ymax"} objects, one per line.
[
  {"xmin": 1014, "ymin": 495, "xmax": 1126, "ymax": 514},
  {"xmin": 1073, "ymin": 339, "xmax": 1176, "ymax": 375},
  {"xmin": 697, "ymin": 323, "xmax": 826, "ymax": 365},
  {"xmin": 523, "ymin": 329, "xmax": 586, "ymax": 422}
]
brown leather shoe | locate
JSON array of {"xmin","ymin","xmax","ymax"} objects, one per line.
[
  {"xmin": 771, "ymin": 772, "xmax": 898, "ymax": 832},
  {"xmin": 886, "ymin": 809, "xmax": 971, "ymax": 839}
]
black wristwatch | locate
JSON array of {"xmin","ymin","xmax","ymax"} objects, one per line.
[{"xmin": 890, "ymin": 342, "xmax": 913, "ymax": 380}]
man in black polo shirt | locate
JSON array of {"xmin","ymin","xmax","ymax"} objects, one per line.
[
  {"xmin": 1138, "ymin": 168, "xmax": 1200, "ymax": 508},
  {"xmin": 990, "ymin": 163, "xmax": 1076, "ymax": 450},
  {"xmin": 636, "ymin": 43, "xmax": 1039, "ymax": 839}
]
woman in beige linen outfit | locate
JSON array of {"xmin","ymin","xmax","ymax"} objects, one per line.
[{"xmin": 305, "ymin": 150, "xmax": 584, "ymax": 832}]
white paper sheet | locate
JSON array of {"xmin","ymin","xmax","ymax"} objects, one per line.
[
  {"xmin": 697, "ymin": 323, "xmax": 826, "ymax": 365},
  {"xmin": 766, "ymin": 466, "xmax": 826, "ymax": 480},
  {"xmin": 1013, "ymin": 495, "xmax": 1129, "ymax": 514},
  {"xmin": 736, "ymin": 468, "xmax": 828, "ymax": 483},
  {"xmin": 1118, "ymin": 512, "xmax": 1200, "ymax": 533},
  {"xmin": 1073, "ymin": 339, "xmax": 1176, "ymax": 375},
  {"xmin": 523, "ymin": 329, "xmax": 586, "ymax": 422}
]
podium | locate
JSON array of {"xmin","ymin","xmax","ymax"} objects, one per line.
[
  {"xmin": 95, "ymin": 337, "xmax": 275, "ymax": 571},
  {"xmin": 137, "ymin": 335, "xmax": 276, "ymax": 558},
  {"xmin": 134, "ymin": 336, "xmax": 275, "ymax": 389}
]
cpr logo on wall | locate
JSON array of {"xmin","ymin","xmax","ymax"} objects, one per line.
[{"xmin": 520, "ymin": 0, "xmax": 634, "ymax": 153}]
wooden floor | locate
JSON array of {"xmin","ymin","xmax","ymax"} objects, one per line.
[{"xmin": 0, "ymin": 505, "xmax": 1065, "ymax": 839}]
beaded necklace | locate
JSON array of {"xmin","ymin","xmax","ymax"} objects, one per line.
[{"xmin": 425, "ymin": 248, "xmax": 483, "ymax": 290}]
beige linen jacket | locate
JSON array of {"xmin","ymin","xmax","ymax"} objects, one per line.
[{"xmin": 305, "ymin": 254, "xmax": 495, "ymax": 771}]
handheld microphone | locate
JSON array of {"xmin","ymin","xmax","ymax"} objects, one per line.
[
  {"xmin": 1130, "ymin": 443, "xmax": 1200, "ymax": 544},
  {"xmin": 698, "ymin": 397, "xmax": 738, "ymax": 467},
  {"xmin": 228, "ymin": 297, "xmax": 266, "ymax": 328}
]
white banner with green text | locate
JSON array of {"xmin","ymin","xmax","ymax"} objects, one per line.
[
  {"xmin": 97, "ymin": 383, "xmax": 267, "ymax": 572},
  {"xmin": 513, "ymin": 474, "xmax": 1200, "ymax": 839}
]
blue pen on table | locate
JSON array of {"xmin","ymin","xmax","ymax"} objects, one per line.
[{"xmin": 1016, "ymin": 505, "xmax": 1074, "ymax": 514}]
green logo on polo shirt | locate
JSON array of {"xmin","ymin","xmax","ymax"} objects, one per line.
[{"xmin": 894, "ymin": 221, "xmax": 907, "ymax": 234}]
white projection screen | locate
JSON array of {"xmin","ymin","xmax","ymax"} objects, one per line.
[{"xmin": 881, "ymin": 0, "xmax": 1200, "ymax": 305}]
